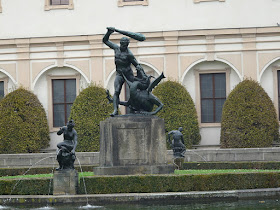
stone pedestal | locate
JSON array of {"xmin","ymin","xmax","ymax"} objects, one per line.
[
  {"xmin": 94, "ymin": 115, "xmax": 174, "ymax": 175},
  {"xmin": 174, "ymin": 157, "xmax": 184, "ymax": 170},
  {"xmin": 53, "ymin": 169, "xmax": 78, "ymax": 195}
]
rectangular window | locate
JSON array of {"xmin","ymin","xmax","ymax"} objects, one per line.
[
  {"xmin": 118, "ymin": 0, "xmax": 148, "ymax": 6},
  {"xmin": 200, "ymin": 73, "xmax": 226, "ymax": 123},
  {"xmin": 0, "ymin": 81, "xmax": 4, "ymax": 99},
  {"xmin": 194, "ymin": 0, "xmax": 225, "ymax": 3},
  {"xmin": 50, "ymin": 0, "xmax": 69, "ymax": 5},
  {"xmin": 52, "ymin": 79, "xmax": 76, "ymax": 127},
  {"xmin": 277, "ymin": 70, "xmax": 280, "ymax": 121},
  {"xmin": 45, "ymin": 0, "xmax": 73, "ymax": 10}
]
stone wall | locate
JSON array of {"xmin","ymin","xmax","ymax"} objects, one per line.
[
  {"xmin": 1, "ymin": 148, "xmax": 280, "ymax": 168},
  {"xmin": 0, "ymin": 152, "xmax": 99, "ymax": 168},
  {"xmin": 182, "ymin": 147, "xmax": 280, "ymax": 162}
]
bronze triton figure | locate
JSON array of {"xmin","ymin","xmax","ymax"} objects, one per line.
[{"xmin": 56, "ymin": 120, "xmax": 78, "ymax": 170}]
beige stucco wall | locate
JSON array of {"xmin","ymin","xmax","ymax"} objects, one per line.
[{"xmin": 0, "ymin": 0, "xmax": 279, "ymax": 39}]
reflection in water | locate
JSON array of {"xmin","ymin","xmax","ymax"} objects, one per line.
[
  {"xmin": 0, "ymin": 204, "xmax": 104, "ymax": 210},
  {"xmin": 1, "ymin": 199, "xmax": 280, "ymax": 210}
]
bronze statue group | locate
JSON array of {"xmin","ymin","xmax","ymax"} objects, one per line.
[{"xmin": 55, "ymin": 28, "xmax": 186, "ymax": 170}]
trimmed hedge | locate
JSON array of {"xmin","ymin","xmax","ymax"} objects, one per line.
[
  {"xmin": 70, "ymin": 84, "xmax": 113, "ymax": 152},
  {"xmin": 183, "ymin": 162, "xmax": 280, "ymax": 170},
  {"xmin": 1, "ymin": 172, "xmax": 280, "ymax": 195},
  {"xmin": 220, "ymin": 79, "xmax": 279, "ymax": 148},
  {"xmin": 153, "ymin": 81, "xmax": 201, "ymax": 148},
  {"xmin": 0, "ymin": 88, "xmax": 50, "ymax": 153},
  {"xmin": 79, "ymin": 173, "xmax": 280, "ymax": 194},
  {"xmin": 0, "ymin": 178, "xmax": 52, "ymax": 195}
]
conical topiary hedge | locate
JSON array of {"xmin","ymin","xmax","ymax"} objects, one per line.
[
  {"xmin": 70, "ymin": 84, "xmax": 113, "ymax": 152},
  {"xmin": 220, "ymin": 79, "xmax": 279, "ymax": 148},
  {"xmin": 0, "ymin": 88, "xmax": 50, "ymax": 153},
  {"xmin": 153, "ymin": 80, "xmax": 201, "ymax": 148}
]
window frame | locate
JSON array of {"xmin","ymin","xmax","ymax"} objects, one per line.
[
  {"xmin": 52, "ymin": 79, "xmax": 76, "ymax": 128},
  {"xmin": 0, "ymin": 77, "xmax": 8, "ymax": 98},
  {"xmin": 194, "ymin": 0, "xmax": 225, "ymax": 3},
  {"xmin": 199, "ymin": 73, "xmax": 226, "ymax": 123},
  {"xmin": 273, "ymin": 66, "xmax": 280, "ymax": 122},
  {"xmin": 118, "ymin": 0, "xmax": 148, "ymax": 7},
  {"xmin": 0, "ymin": 81, "xmax": 4, "ymax": 99},
  {"xmin": 45, "ymin": 0, "xmax": 74, "ymax": 11},
  {"xmin": 47, "ymin": 74, "xmax": 80, "ymax": 131},
  {"xmin": 277, "ymin": 70, "xmax": 280, "ymax": 121},
  {"xmin": 195, "ymin": 68, "xmax": 230, "ymax": 127}
]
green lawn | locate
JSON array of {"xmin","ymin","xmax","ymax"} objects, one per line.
[
  {"xmin": 174, "ymin": 169, "xmax": 280, "ymax": 175},
  {"xmin": 1, "ymin": 169, "xmax": 280, "ymax": 180},
  {"xmin": 0, "ymin": 171, "xmax": 95, "ymax": 180}
]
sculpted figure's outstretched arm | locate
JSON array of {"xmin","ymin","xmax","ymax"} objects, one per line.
[
  {"xmin": 103, "ymin": 27, "xmax": 118, "ymax": 49},
  {"xmin": 130, "ymin": 54, "xmax": 141, "ymax": 69},
  {"xmin": 181, "ymin": 135, "xmax": 185, "ymax": 145},
  {"xmin": 128, "ymin": 50, "xmax": 147, "ymax": 81},
  {"xmin": 57, "ymin": 126, "xmax": 65, "ymax": 135},
  {"xmin": 114, "ymin": 28, "xmax": 146, "ymax": 42}
]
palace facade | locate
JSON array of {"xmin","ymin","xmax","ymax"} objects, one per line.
[{"xmin": 0, "ymin": 0, "xmax": 279, "ymax": 149}]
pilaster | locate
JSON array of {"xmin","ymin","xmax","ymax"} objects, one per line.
[
  {"xmin": 16, "ymin": 39, "xmax": 30, "ymax": 88},
  {"xmin": 89, "ymin": 35, "xmax": 104, "ymax": 85},
  {"xmin": 163, "ymin": 31, "xmax": 179, "ymax": 80},
  {"xmin": 242, "ymin": 33, "xmax": 257, "ymax": 80}
]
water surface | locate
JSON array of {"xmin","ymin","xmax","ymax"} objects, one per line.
[{"xmin": 1, "ymin": 199, "xmax": 280, "ymax": 210}]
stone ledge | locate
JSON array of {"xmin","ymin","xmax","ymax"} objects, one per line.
[
  {"xmin": 0, "ymin": 152, "xmax": 99, "ymax": 168},
  {"xmin": 1, "ymin": 147, "xmax": 280, "ymax": 168},
  {"xmin": 1, "ymin": 188, "xmax": 280, "ymax": 205},
  {"xmin": 93, "ymin": 165, "xmax": 174, "ymax": 175}
]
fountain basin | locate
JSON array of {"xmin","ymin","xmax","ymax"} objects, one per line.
[{"xmin": 1, "ymin": 188, "xmax": 280, "ymax": 206}]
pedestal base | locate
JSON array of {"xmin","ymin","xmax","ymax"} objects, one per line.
[
  {"xmin": 97, "ymin": 116, "xmax": 174, "ymax": 175},
  {"xmin": 53, "ymin": 169, "xmax": 78, "ymax": 195},
  {"xmin": 173, "ymin": 157, "xmax": 184, "ymax": 170},
  {"xmin": 94, "ymin": 165, "xmax": 174, "ymax": 175}
]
